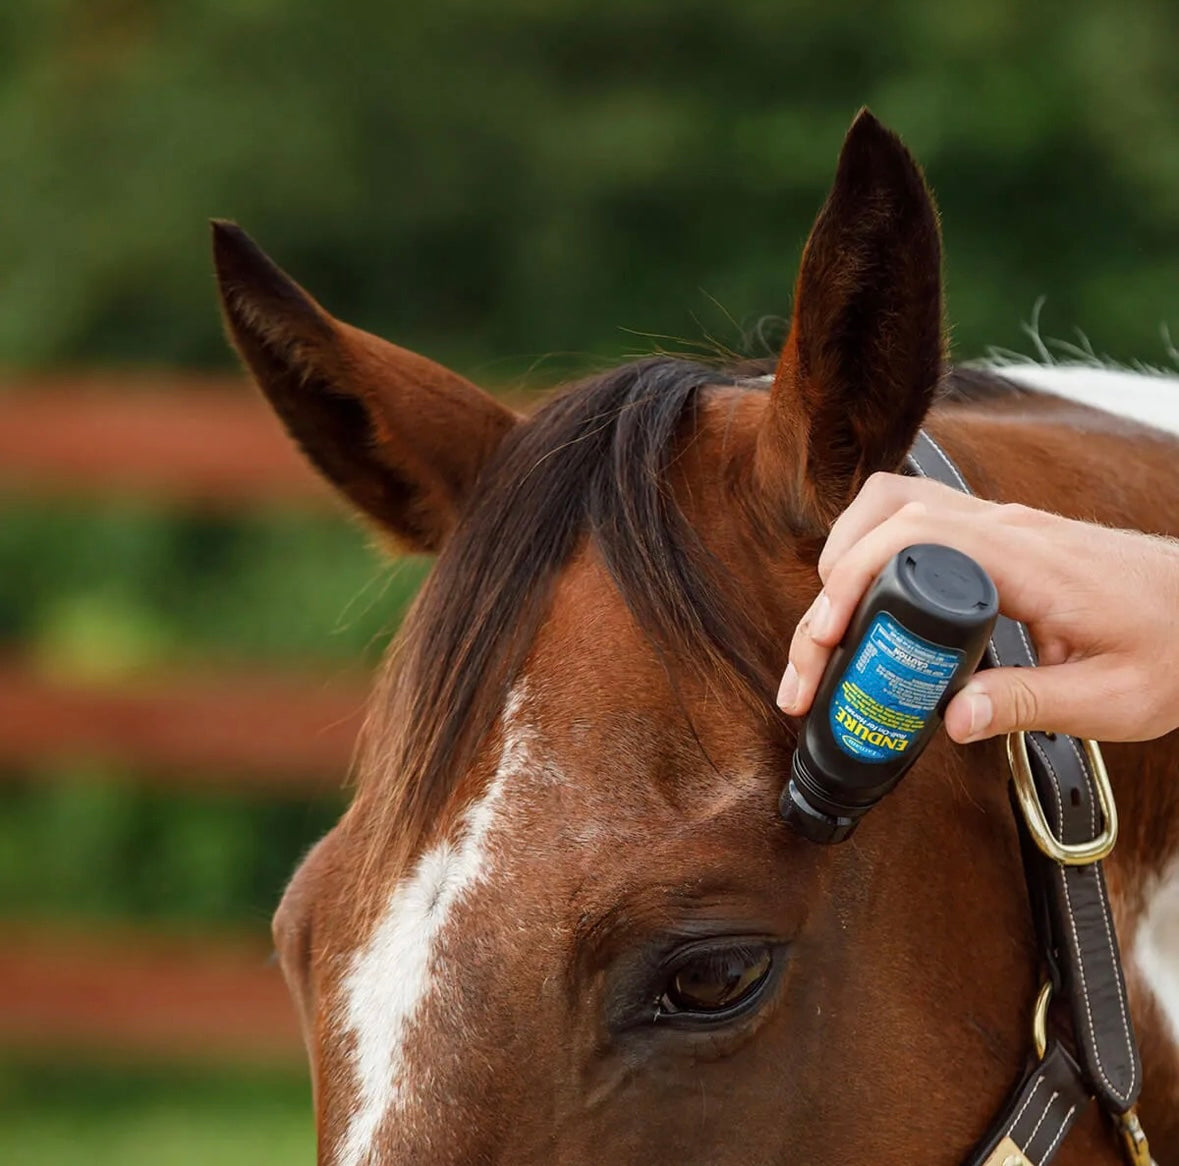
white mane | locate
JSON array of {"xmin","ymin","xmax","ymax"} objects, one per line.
[
  {"xmin": 981, "ymin": 360, "xmax": 1179, "ymax": 437},
  {"xmin": 976, "ymin": 311, "xmax": 1179, "ymax": 436}
]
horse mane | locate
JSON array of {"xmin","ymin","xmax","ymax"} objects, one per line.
[
  {"xmin": 355, "ymin": 357, "xmax": 1024, "ymax": 876},
  {"xmin": 356, "ymin": 356, "xmax": 790, "ymax": 874}
]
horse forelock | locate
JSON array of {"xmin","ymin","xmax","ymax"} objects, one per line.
[{"xmin": 352, "ymin": 356, "xmax": 784, "ymax": 894}]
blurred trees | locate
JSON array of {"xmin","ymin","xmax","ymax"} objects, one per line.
[{"xmin": 2, "ymin": 0, "xmax": 1178, "ymax": 377}]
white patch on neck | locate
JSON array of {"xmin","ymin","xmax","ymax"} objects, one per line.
[
  {"xmin": 751, "ymin": 362, "xmax": 1179, "ymax": 437},
  {"xmin": 1135, "ymin": 860, "xmax": 1179, "ymax": 1054},
  {"xmin": 988, "ymin": 362, "xmax": 1179, "ymax": 437},
  {"xmin": 335, "ymin": 685, "xmax": 536, "ymax": 1166}
]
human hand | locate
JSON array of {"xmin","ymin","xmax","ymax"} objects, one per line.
[{"xmin": 776, "ymin": 473, "xmax": 1179, "ymax": 744}]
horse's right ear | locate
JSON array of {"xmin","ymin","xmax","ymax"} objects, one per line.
[
  {"xmin": 212, "ymin": 221, "xmax": 518, "ymax": 552},
  {"xmin": 755, "ymin": 110, "xmax": 945, "ymax": 533}
]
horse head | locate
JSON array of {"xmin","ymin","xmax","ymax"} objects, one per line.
[{"xmin": 213, "ymin": 110, "xmax": 1179, "ymax": 1163}]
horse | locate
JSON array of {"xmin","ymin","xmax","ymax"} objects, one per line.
[{"xmin": 211, "ymin": 110, "xmax": 1179, "ymax": 1163}]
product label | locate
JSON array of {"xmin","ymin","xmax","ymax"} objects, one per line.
[{"xmin": 829, "ymin": 612, "xmax": 963, "ymax": 763}]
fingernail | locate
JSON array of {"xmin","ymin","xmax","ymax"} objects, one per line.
[
  {"xmin": 777, "ymin": 663, "xmax": 800, "ymax": 711},
  {"xmin": 810, "ymin": 593, "xmax": 833, "ymax": 641},
  {"xmin": 961, "ymin": 684, "xmax": 993, "ymax": 739}
]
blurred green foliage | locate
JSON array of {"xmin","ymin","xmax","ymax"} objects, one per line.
[
  {"xmin": 0, "ymin": 504, "xmax": 430, "ymax": 926},
  {"xmin": 2, "ymin": 0, "xmax": 1178, "ymax": 376},
  {"xmin": 0, "ymin": 772, "xmax": 341, "ymax": 924},
  {"xmin": 0, "ymin": 502, "xmax": 428, "ymax": 673}
]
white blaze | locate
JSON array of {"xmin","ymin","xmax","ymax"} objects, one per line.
[{"xmin": 335, "ymin": 686, "xmax": 534, "ymax": 1166}]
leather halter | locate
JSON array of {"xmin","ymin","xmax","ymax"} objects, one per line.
[{"xmin": 905, "ymin": 431, "xmax": 1152, "ymax": 1166}]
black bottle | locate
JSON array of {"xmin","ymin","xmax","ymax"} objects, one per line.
[{"xmin": 781, "ymin": 544, "xmax": 999, "ymax": 844}]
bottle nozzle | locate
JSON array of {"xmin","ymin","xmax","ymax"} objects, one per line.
[{"xmin": 780, "ymin": 767, "xmax": 859, "ymax": 845}]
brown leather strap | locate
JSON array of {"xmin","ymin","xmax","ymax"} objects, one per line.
[
  {"xmin": 905, "ymin": 430, "xmax": 1143, "ymax": 1160},
  {"xmin": 970, "ymin": 1043, "xmax": 1091, "ymax": 1166}
]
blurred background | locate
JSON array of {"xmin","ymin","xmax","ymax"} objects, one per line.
[{"xmin": 2, "ymin": 1, "xmax": 1177, "ymax": 1162}]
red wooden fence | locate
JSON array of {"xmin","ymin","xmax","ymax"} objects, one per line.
[
  {"xmin": 0, "ymin": 374, "xmax": 379, "ymax": 1061},
  {"xmin": 0, "ymin": 659, "xmax": 367, "ymax": 792},
  {"xmin": 0, "ymin": 374, "xmax": 334, "ymax": 506},
  {"xmin": 0, "ymin": 926, "xmax": 303, "ymax": 1063}
]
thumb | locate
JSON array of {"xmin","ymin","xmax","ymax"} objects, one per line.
[{"xmin": 944, "ymin": 660, "xmax": 1127, "ymax": 743}]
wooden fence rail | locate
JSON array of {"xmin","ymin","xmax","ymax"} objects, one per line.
[
  {"xmin": 0, "ymin": 375, "xmax": 332, "ymax": 506},
  {"xmin": 0, "ymin": 375, "xmax": 395, "ymax": 1063},
  {"xmin": 0, "ymin": 927, "xmax": 303, "ymax": 1062},
  {"xmin": 0, "ymin": 658, "xmax": 368, "ymax": 791}
]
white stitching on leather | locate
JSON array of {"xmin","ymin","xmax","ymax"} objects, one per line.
[
  {"xmin": 1013, "ymin": 619, "xmax": 1038, "ymax": 664},
  {"xmin": 1058, "ymin": 737, "xmax": 1138, "ymax": 1099},
  {"xmin": 920, "ymin": 431, "xmax": 972, "ymax": 492},
  {"xmin": 911, "ymin": 429, "xmax": 1137, "ymax": 1108},
  {"xmin": 1091, "ymin": 856, "xmax": 1137, "ymax": 1097},
  {"xmin": 1006, "ymin": 1076, "xmax": 1043, "ymax": 1136},
  {"xmin": 1022, "ymin": 1090, "xmax": 1058, "ymax": 1151},
  {"xmin": 1029, "ymin": 736, "xmax": 1134, "ymax": 1105},
  {"xmin": 1038, "ymin": 1102, "xmax": 1077, "ymax": 1163}
]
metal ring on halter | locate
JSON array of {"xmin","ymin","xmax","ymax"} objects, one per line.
[
  {"xmin": 1031, "ymin": 980, "xmax": 1052, "ymax": 1062},
  {"xmin": 1007, "ymin": 732, "xmax": 1119, "ymax": 866}
]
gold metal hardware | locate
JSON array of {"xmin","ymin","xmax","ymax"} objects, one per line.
[
  {"xmin": 1007, "ymin": 732, "xmax": 1118, "ymax": 865},
  {"xmin": 980, "ymin": 1137, "xmax": 1028, "ymax": 1166},
  {"xmin": 1113, "ymin": 1105, "xmax": 1152, "ymax": 1166},
  {"xmin": 1031, "ymin": 980, "xmax": 1052, "ymax": 1062}
]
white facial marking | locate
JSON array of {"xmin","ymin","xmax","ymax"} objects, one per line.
[
  {"xmin": 335, "ymin": 685, "xmax": 538, "ymax": 1166},
  {"xmin": 991, "ymin": 362, "xmax": 1179, "ymax": 436},
  {"xmin": 1135, "ymin": 860, "xmax": 1179, "ymax": 1056}
]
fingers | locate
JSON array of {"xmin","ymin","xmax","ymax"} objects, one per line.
[
  {"xmin": 818, "ymin": 473, "xmax": 986, "ymax": 583},
  {"xmin": 777, "ymin": 592, "xmax": 837, "ymax": 716},
  {"xmin": 944, "ymin": 659, "xmax": 1142, "ymax": 743},
  {"xmin": 819, "ymin": 501, "xmax": 1062, "ymax": 642},
  {"xmin": 780, "ymin": 493, "xmax": 1056, "ymax": 720},
  {"xmin": 781, "ymin": 493, "xmax": 1002, "ymax": 718}
]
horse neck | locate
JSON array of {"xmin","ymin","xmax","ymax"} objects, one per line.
[{"xmin": 929, "ymin": 392, "xmax": 1179, "ymax": 1144}]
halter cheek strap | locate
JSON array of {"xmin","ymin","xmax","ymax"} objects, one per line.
[{"xmin": 906, "ymin": 431, "xmax": 1151, "ymax": 1166}]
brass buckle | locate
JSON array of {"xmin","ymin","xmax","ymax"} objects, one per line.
[{"xmin": 1007, "ymin": 732, "xmax": 1118, "ymax": 865}]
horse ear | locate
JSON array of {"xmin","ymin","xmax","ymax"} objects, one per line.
[
  {"xmin": 211, "ymin": 221, "xmax": 518, "ymax": 552},
  {"xmin": 755, "ymin": 109, "xmax": 945, "ymax": 532}
]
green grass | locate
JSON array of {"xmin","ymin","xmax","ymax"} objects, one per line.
[{"xmin": 0, "ymin": 1059, "xmax": 314, "ymax": 1165}]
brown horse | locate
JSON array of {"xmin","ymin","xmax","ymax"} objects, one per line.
[{"xmin": 212, "ymin": 111, "xmax": 1179, "ymax": 1163}]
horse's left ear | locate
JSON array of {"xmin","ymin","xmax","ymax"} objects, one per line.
[
  {"xmin": 755, "ymin": 109, "xmax": 945, "ymax": 532},
  {"xmin": 212, "ymin": 220, "xmax": 518, "ymax": 553}
]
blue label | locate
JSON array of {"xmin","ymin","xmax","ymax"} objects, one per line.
[{"xmin": 828, "ymin": 612, "xmax": 962, "ymax": 763}]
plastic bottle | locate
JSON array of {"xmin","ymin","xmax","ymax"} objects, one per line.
[{"xmin": 781, "ymin": 544, "xmax": 999, "ymax": 844}]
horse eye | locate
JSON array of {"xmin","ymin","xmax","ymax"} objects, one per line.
[{"xmin": 658, "ymin": 945, "xmax": 773, "ymax": 1019}]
